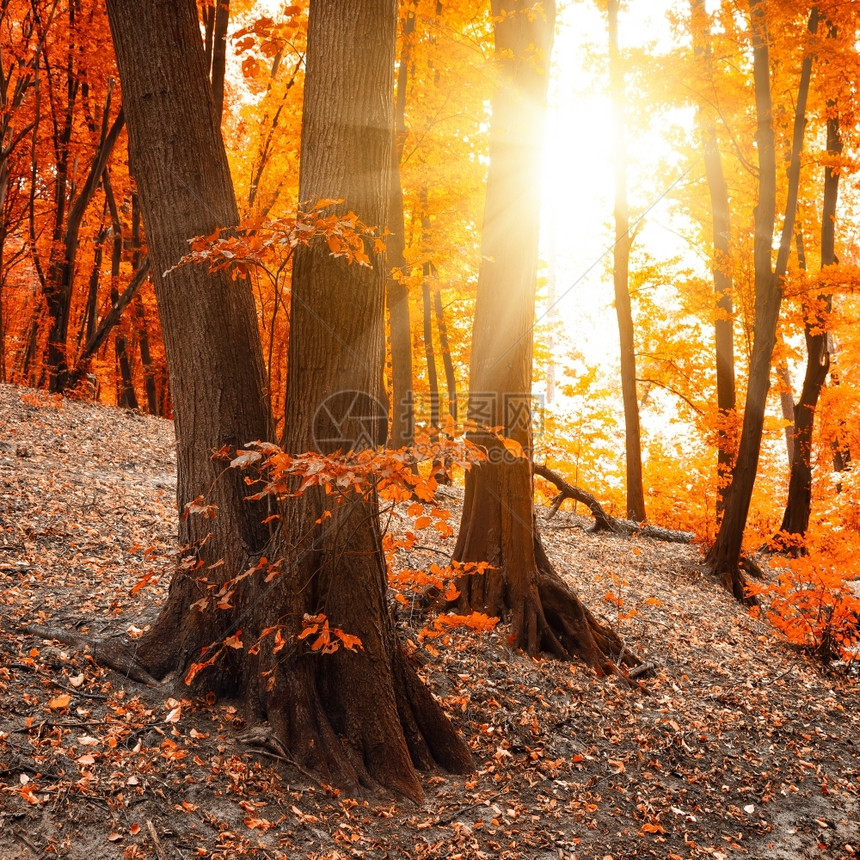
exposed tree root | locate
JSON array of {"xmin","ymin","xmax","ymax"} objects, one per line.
[
  {"xmin": 22, "ymin": 623, "xmax": 159, "ymax": 685},
  {"xmin": 533, "ymin": 535, "xmax": 648, "ymax": 681},
  {"xmin": 451, "ymin": 458, "xmax": 649, "ymax": 684},
  {"xmin": 704, "ymin": 540, "xmax": 761, "ymax": 607},
  {"xmin": 25, "ymin": 614, "xmax": 472, "ymax": 804}
]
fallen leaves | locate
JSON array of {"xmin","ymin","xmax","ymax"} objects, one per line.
[{"xmin": 0, "ymin": 384, "xmax": 858, "ymax": 860}]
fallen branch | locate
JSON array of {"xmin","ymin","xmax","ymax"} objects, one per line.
[{"xmin": 534, "ymin": 464, "xmax": 695, "ymax": 544}]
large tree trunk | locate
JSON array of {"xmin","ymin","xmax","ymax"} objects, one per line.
[
  {"xmin": 105, "ymin": 0, "xmax": 274, "ymax": 683},
  {"xmin": 779, "ymin": 82, "xmax": 841, "ymax": 547},
  {"xmin": 706, "ymin": 3, "xmax": 818, "ymax": 600},
  {"xmin": 105, "ymin": 0, "xmax": 470, "ymax": 803},
  {"xmin": 608, "ymin": 0, "xmax": 646, "ymax": 522},
  {"xmin": 690, "ymin": 0, "xmax": 736, "ymax": 509},
  {"xmin": 452, "ymin": 0, "xmax": 635, "ymax": 675}
]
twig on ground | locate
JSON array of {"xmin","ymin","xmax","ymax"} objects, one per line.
[{"xmin": 146, "ymin": 820, "xmax": 169, "ymax": 860}]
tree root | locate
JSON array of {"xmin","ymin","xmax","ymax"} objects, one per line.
[{"xmin": 21, "ymin": 623, "xmax": 159, "ymax": 685}]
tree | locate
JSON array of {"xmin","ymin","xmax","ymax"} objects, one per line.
[
  {"xmin": 104, "ymin": 0, "xmax": 470, "ymax": 801},
  {"xmin": 706, "ymin": 1, "xmax": 818, "ymax": 599},
  {"xmin": 607, "ymin": 0, "xmax": 646, "ymax": 523},
  {"xmin": 452, "ymin": 0, "xmax": 635, "ymax": 674},
  {"xmin": 778, "ymin": 16, "xmax": 842, "ymax": 547},
  {"xmin": 386, "ymin": 4, "xmax": 416, "ymax": 449},
  {"xmin": 689, "ymin": 0, "xmax": 736, "ymax": 511}
]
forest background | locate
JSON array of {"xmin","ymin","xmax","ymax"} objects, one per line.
[{"xmin": 1, "ymin": 0, "xmax": 860, "ymax": 667}]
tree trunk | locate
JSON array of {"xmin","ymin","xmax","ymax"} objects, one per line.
[
  {"xmin": 779, "ymin": 82, "xmax": 840, "ymax": 547},
  {"xmin": 131, "ymin": 193, "xmax": 160, "ymax": 415},
  {"xmin": 608, "ymin": 0, "xmax": 646, "ymax": 522},
  {"xmin": 104, "ymin": 171, "xmax": 139, "ymax": 409},
  {"xmin": 434, "ymin": 286, "xmax": 458, "ymax": 425},
  {"xmin": 452, "ymin": 0, "xmax": 635, "ymax": 675},
  {"xmin": 422, "ymin": 277, "xmax": 441, "ymax": 428},
  {"xmin": 386, "ymin": 6, "xmax": 416, "ymax": 449},
  {"xmin": 777, "ymin": 360, "xmax": 796, "ymax": 464},
  {"xmin": 106, "ymin": 0, "xmax": 470, "ymax": 802},
  {"xmin": 387, "ymin": 152, "xmax": 415, "ymax": 447},
  {"xmin": 44, "ymin": 91, "xmax": 125, "ymax": 393},
  {"xmin": 105, "ymin": 0, "xmax": 274, "ymax": 675},
  {"xmin": 690, "ymin": 0, "xmax": 737, "ymax": 510},
  {"xmin": 706, "ymin": 3, "xmax": 818, "ymax": 600}
]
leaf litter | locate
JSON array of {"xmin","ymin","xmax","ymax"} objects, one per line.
[{"xmin": 0, "ymin": 383, "xmax": 857, "ymax": 859}]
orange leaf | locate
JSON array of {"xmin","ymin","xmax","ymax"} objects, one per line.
[{"xmin": 223, "ymin": 632, "xmax": 243, "ymax": 650}]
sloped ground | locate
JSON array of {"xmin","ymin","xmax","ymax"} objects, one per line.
[{"xmin": 0, "ymin": 382, "xmax": 857, "ymax": 860}]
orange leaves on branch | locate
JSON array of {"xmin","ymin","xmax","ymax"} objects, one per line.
[
  {"xmin": 297, "ymin": 613, "xmax": 363, "ymax": 655},
  {"xmin": 749, "ymin": 539, "xmax": 860, "ymax": 661},
  {"xmin": 237, "ymin": 432, "xmax": 486, "ymax": 506},
  {"xmin": 388, "ymin": 559, "xmax": 494, "ymax": 619},
  {"xmin": 168, "ymin": 202, "xmax": 385, "ymax": 282}
]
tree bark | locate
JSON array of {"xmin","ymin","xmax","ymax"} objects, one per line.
[
  {"xmin": 608, "ymin": 0, "xmax": 646, "ymax": 522},
  {"xmin": 452, "ymin": 0, "xmax": 636, "ymax": 675},
  {"xmin": 706, "ymin": 3, "xmax": 818, "ymax": 600},
  {"xmin": 105, "ymin": 0, "xmax": 274, "ymax": 679},
  {"xmin": 106, "ymin": 0, "xmax": 471, "ymax": 803}
]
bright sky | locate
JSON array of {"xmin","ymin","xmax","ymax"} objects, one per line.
[{"xmin": 539, "ymin": 0, "xmax": 697, "ymax": 402}]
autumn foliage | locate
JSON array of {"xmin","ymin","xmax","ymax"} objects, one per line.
[{"xmin": 3, "ymin": 0, "xmax": 860, "ymax": 668}]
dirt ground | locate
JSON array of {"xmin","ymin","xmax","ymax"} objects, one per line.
[{"xmin": 0, "ymin": 382, "xmax": 857, "ymax": 859}]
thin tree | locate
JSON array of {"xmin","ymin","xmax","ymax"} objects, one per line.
[
  {"xmin": 689, "ymin": 0, "xmax": 736, "ymax": 511},
  {"xmin": 706, "ymin": 2, "xmax": 818, "ymax": 599},
  {"xmin": 387, "ymin": 4, "xmax": 416, "ymax": 449},
  {"xmin": 452, "ymin": 0, "xmax": 636, "ymax": 673},
  {"xmin": 778, "ymin": 38, "xmax": 841, "ymax": 548},
  {"xmin": 99, "ymin": 0, "xmax": 470, "ymax": 800},
  {"xmin": 608, "ymin": 0, "xmax": 646, "ymax": 522}
]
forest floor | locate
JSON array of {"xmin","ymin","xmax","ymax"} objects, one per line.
[{"xmin": 0, "ymin": 382, "xmax": 857, "ymax": 860}]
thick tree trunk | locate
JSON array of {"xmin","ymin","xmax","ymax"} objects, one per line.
[
  {"xmin": 779, "ymin": 94, "xmax": 840, "ymax": 547},
  {"xmin": 608, "ymin": 0, "xmax": 646, "ymax": 523},
  {"xmin": 106, "ymin": 0, "xmax": 470, "ymax": 802},
  {"xmin": 105, "ymin": 0, "xmax": 274, "ymax": 686},
  {"xmin": 453, "ymin": 0, "xmax": 636, "ymax": 675},
  {"xmin": 706, "ymin": 3, "xmax": 817, "ymax": 601},
  {"xmin": 275, "ymin": 0, "xmax": 471, "ymax": 799}
]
